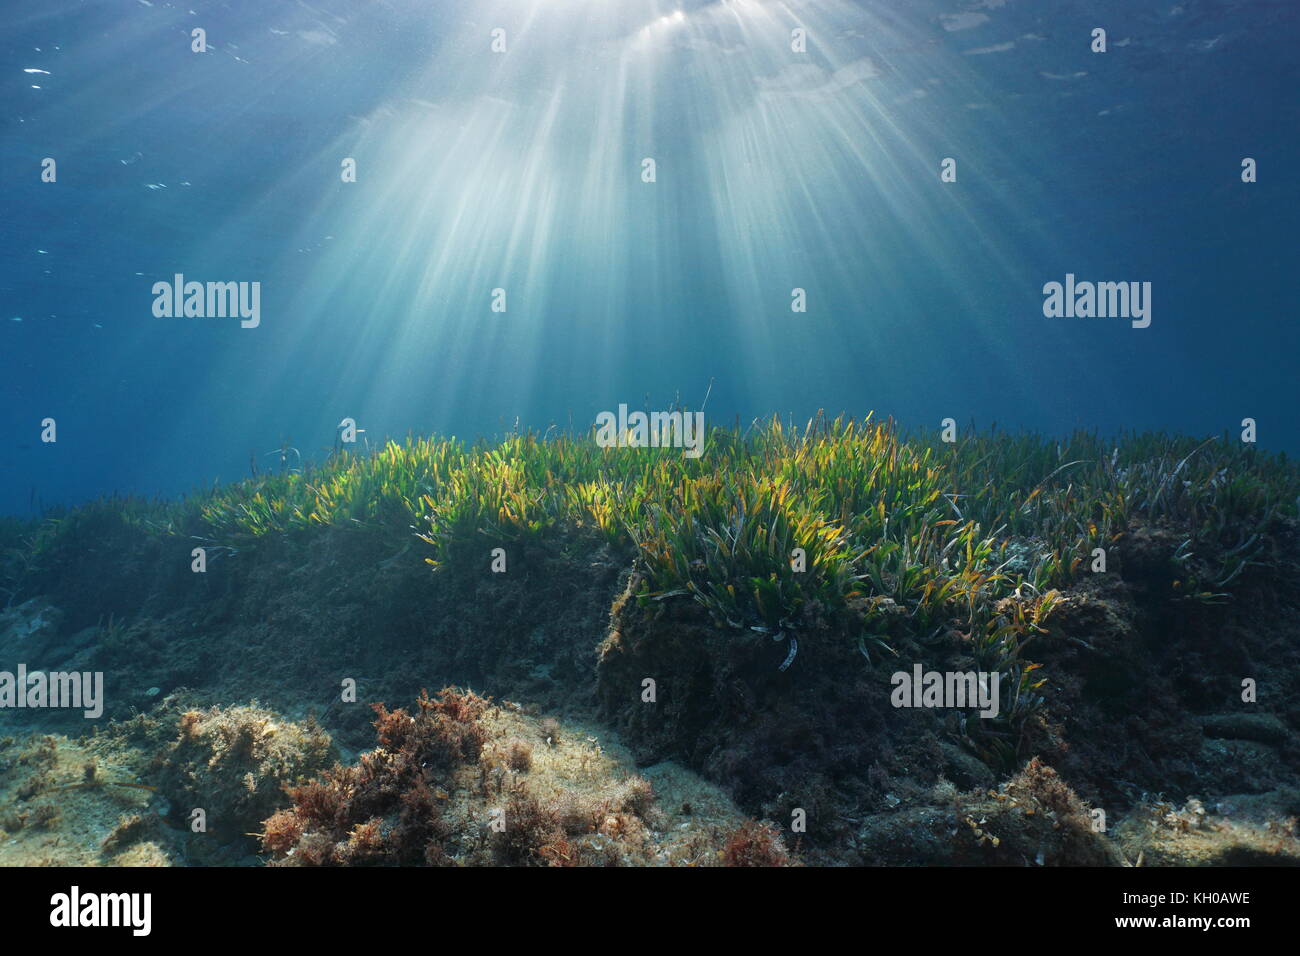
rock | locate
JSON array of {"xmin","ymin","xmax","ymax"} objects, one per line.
[
  {"xmin": 0, "ymin": 599, "xmax": 64, "ymax": 650},
  {"xmin": 940, "ymin": 741, "xmax": 996, "ymax": 790},
  {"xmin": 1199, "ymin": 713, "xmax": 1288, "ymax": 744}
]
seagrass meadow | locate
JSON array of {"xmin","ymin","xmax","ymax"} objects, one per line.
[{"xmin": 1, "ymin": 416, "xmax": 1299, "ymax": 866}]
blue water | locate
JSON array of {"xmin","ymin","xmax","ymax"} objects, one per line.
[{"xmin": 2, "ymin": 0, "xmax": 1296, "ymax": 514}]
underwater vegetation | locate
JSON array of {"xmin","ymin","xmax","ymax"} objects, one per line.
[
  {"xmin": 262, "ymin": 688, "xmax": 489, "ymax": 866},
  {"xmin": 259, "ymin": 687, "xmax": 762, "ymax": 867},
  {"xmin": 7, "ymin": 416, "xmax": 1294, "ymax": 741},
  {"xmin": 14, "ymin": 416, "xmax": 1294, "ymax": 607},
  {"xmin": 3, "ymin": 415, "xmax": 1298, "ymax": 865}
]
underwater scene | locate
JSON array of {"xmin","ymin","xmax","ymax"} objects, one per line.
[{"xmin": 1, "ymin": 0, "xmax": 1299, "ymax": 898}]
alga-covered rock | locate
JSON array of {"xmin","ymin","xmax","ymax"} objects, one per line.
[
  {"xmin": 261, "ymin": 688, "xmax": 790, "ymax": 867},
  {"xmin": 159, "ymin": 703, "xmax": 336, "ymax": 855}
]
